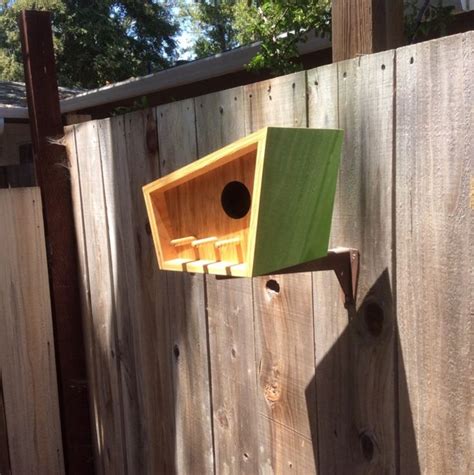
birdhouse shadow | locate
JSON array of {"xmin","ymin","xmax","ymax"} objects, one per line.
[{"xmin": 306, "ymin": 269, "xmax": 420, "ymax": 473}]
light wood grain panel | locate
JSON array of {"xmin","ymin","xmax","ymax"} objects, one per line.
[
  {"xmin": 0, "ymin": 187, "xmax": 64, "ymax": 474},
  {"xmin": 310, "ymin": 51, "xmax": 397, "ymax": 474},
  {"xmin": 156, "ymin": 98, "xmax": 214, "ymax": 474},
  {"xmin": 245, "ymin": 72, "xmax": 317, "ymax": 473},
  {"xmin": 396, "ymin": 32, "xmax": 473, "ymax": 475},
  {"xmin": 73, "ymin": 121, "xmax": 126, "ymax": 475},
  {"xmin": 162, "ymin": 151, "xmax": 255, "ymax": 263},
  {"xmin": 196, "ymin": 86, "xmax": 260, "ymax": 474}
]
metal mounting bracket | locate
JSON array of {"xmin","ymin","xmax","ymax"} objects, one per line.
[
  {"xmin": 269, "ymin": 247, "xmax": 360, "ymax": 307},
  {"xmin": 215, "ymin": 247, "xmax": 360, "ymax": 306}
]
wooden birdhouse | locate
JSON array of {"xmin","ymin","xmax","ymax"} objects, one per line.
[{"xmin": 143, "ymin": 127, "xmax": 343, "ymax": 277}]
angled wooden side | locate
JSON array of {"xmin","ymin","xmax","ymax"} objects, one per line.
[
  {"xmin": 156, "ymin": 98, "xmax": 215, "ymax": 474},
  {"xmin": 71, "ymin": 121, "xmax": 126, "ymax": 475},
  {"xmin": 0, "ymin": 188, "xmax": 64, "ymax": 474},
  {"xmin": 245, "ymin": 72, "xmax": 318, "ymax": 473},
  {"xmin": 396, "ymin": 32, "xmax": 472, "ymax": 475},
  {"xmin": 253, "ymin": 127, "xmax": 343, "ymax": 275},
  {"xmin": 309, "ymin": 50, "xmax": 397, "ymax": 473},
  {"xmin": 196, "ymin": 86, "xmax": 261, "ymax": 474}
]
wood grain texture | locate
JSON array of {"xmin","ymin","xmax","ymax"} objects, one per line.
[
  {"xmin": 245, "ymin": 72, "xmax": 317, "ymax": 473},
  {"xmin": 20, "ymin": 13, "xmax": 93, "ymax": 470},
  {"xmin": 0, "ymin": 187, "xmax": 64, "ymax": 474},
  {"xmin": 65, "ymin": 125, "xmax": 101, "ymax": 474},
  {"xmin": 105, "ymin": 109, "xmax": 175, "ymax": 474},
  {"xmin": 396, "ymin": 32, "xmax": 473, "ymax": 475},
  {"xmin": 195, "ymin": 86, "xmax": 261, "ymax": 474},
  {"xmin": 254, "ymin": 128, "xmax": 343, "ymax": 275},
  {"xmin": 71, "ymin": 121, "xmax": 126, "ymax": 475},
  {"xmin": 309, "ymin": 51, "xmax": 397, "ymax": 474},
  {"xmin": 332, "ymin": 0, "xmax": 404, "ymax": 62},
  {"xmin": 156, "ymin": 98, "xmax": 214, "ymax": 474}
]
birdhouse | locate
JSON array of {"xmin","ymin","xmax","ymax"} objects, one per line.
[{"xmin": 143, "ymin": 127, "xmax": 343, "ymax": 277}]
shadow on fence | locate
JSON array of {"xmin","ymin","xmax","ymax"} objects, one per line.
[{"xmin": 306, "ymin": 269, "xmax": 421, "ymax": 473}]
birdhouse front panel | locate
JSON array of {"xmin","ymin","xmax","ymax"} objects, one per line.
[{"xmin": 143, "ymin": 127, "xmax": 343, "ymax": 278}]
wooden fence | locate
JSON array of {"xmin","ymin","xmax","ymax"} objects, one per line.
[
  {"xmin": 65, "ymin": 32, "xmax": 472, "ymax": 475},
  {"xmin": 0, "ymin": 188, "xmax": 64, "ymax": 474}
]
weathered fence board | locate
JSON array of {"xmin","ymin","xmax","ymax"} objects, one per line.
[
  {"xmin": 307, "ymin": 62, "xmax": 349, "ymax": 475},
  {"xmin": 396, "ymin": 32, "xmax": 473, "ymax": 475},
  {"xmin": 309, "ymin": 50, "xmax": 397, "ymax": 474},
  {"xmin": 65, "ymin": 32, "xmax": 472, "ymax": 475},
  {"xmin": 108, "ymin": 111, "xmax": 174, "ymax": 473},
  {"xmin": 156, "ymin": 98, "xmax": 214, "ymax": 474},
  {"xmin": 0, "ymin": 187, "xmax": 64, "ymax": 474},
  {"xmin": 195, "ymin": 86, "xmax": 262, "ymax": 474},
  {"xmin": 69, "ymin": 121, "xmax": 126, "ymax": 475},
  {"xmin": 245, "ymin": 72, "xmax": 317, "ymax": 473}
]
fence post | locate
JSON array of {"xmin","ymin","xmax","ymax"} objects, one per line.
[
  {"xmin": 19, "ymin": 10, "xmax": 93, "ymax": 473},
  {"xmin": 332, "ymin": 0, "xmax": 404, "ymax": 61}
]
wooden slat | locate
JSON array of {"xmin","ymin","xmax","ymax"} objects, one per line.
[
  {"xmin": 307, "ymin": 63, "xmax": 346, "ymax": 475},
  {"xmin": 71, "ymin": 121, "xmax": 126, "ymax": 475},
  {"xmin": 195, "ymin": 86, "xmax": 261, "ymax": 474},
  {"xmin": 96, "ymin": 115, "xmax": 143, "ymax": 473},
  {"xmin": 101, "ymin": 110, "xmax": 175, "ymax": 473},
  {"xmin": 309, "ymin": 50, "xmax": 397, "ymax": 473},
  {"xmin": 244, "ymin": 72, "xmax": 317, "ymax": 473},
  {"xmin": 156, "ymin": 98, "xmax": 214, "ymax": 474},
  {"xmin": 65, "ymin": 125, "xmax": 101, "ymax": 473},
  {"xmin": 0, "ymin": 187, "xmax": 64, "ymax": 474},
  {"xmin": 395, "ymin": 32, "xmax": 472, "ymax": 475}
]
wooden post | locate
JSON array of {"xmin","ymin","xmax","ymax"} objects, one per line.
[
  {"xmin": 19, "ymin": 10, "xmax": 93, "ymax": 473},
  {"xmin": 332, "ymin": 0, "xmax": 404, "ymax": 62}
]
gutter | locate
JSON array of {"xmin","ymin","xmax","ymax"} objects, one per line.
[{"xmin": 0, "ymin": 34, "xmax": 330, "ymax": 120}]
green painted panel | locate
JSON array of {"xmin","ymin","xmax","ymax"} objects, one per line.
[{"xmin": 253, "ymin": 127, "xmax": 343, "ymax": 275}]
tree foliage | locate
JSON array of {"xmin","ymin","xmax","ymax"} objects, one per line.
[
  {"xmin": 0, "ymin": 0, "xmax": 178, "ymax": 89},
  {"xmin": 179, "ymin": 0, "xmax": 238, "ymax": 59},
  {"xmin": 180, "ymin": 0, "xmax": 330, "ymax": 73},
  {"xmin": 183, "ymin": 0, "xmax": 455, "ymax": 75}
]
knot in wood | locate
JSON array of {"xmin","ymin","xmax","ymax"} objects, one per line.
[
  {"xmin": 264, "ymin": 381, "xmax": 281, "ymax": 403},
  {"xmin": 264, "ymin": 366, "xmax": 282, "ymax": 403},
  {"xmin": 216, "ymin": 408, "xmax": 229, "ymax": 429}
]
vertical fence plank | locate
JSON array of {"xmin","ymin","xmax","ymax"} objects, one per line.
[
  {"xmin": 0, "ymin": 188, "xmax": 64, "ymax": 474},
  {"xmin": 195, "ymin": 87, "xmax": 261, "ymax": 474},
  {"xmin": 244, "ymin": 72, "xmax": 318, "ymax": 473},
  {"xmin": 97, "ymin": 115, "xmax": 143, "ymax": 473},
  {"xmin": 396, "ymin": 32, "xmax": 472, "ymax": 475},
  {"xmin": 105, "ymin": 109, "xmax": 175, "ymax": 473},
  {"xmin": 71, "ymin": 121, "xmax": 126, "ymax": 475},
  {"xmin": 156, "ymin": 99, "xmax": 214, "ymax": 474},
  {"xmin": 309, "ymin": 50, "xmax": 397, "ymax": 474},
  {"xmin": 66, "ymin": 125, "xmax": 101, "ymax": 474},
  {"xmin": 307, "ymin": 62, "xmax": 344, "ymax": 475}
]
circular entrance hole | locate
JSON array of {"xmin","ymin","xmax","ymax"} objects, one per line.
[{"xmin": 221, "ymin": 181, "xmax": 251, "ymax": 219}]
